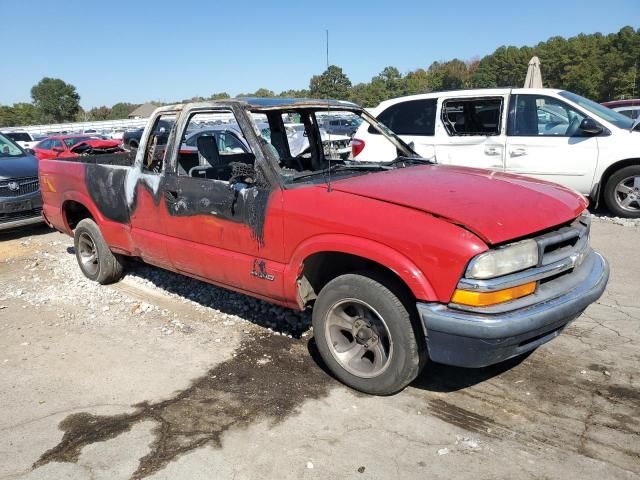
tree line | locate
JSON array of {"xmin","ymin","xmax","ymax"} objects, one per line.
[{"xmin": 1, "ymin": 26, "xmax": 638, "ymax": 128}]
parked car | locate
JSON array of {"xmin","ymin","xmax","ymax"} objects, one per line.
[
  {"xmin": 38, "ymin": 98, "xmax": 608, "ymax": 395},
  {"xmin": 353, "ymin": 88, "xmax": 640, "ymax": 217},
  {"xmin": 32, "ymin": 135, "xmax": 122, "ymax": 160},
  {"xmin": 122, "ymin": 120, "xmax": 173, "ymax": 149},
  {"xmin": 1, "ymin": 130, "xmax": 40, "ymax": 150},
  {"xmin": 322, "ymin": 117, "xmax": 361, "ymax": 136},
  {"xmin": 602, "ymin": 99, "xmax": 640, "ymax": 120},
  {"xmin": 0, "ymin": 133, "xmax": 43, "ymax": 230}
]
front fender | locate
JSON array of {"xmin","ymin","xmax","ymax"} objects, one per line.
[{"xmin": 283, "ymin": 233, "xmax": 438, "ymax": 304}]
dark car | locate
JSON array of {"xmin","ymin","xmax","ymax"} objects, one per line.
[
  {"xmin": 0, "ymin": 133, "xmax": 43, "ymax": 230},
  {"xmin": 322, "ymin": 117, "xmax": 361, "ymax": 136},
  {"xmin": 122, "ymin": 119, "xmax": 173, "ymax": 149}
]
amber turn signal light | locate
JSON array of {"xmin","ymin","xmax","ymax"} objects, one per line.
[{"xmin": 451, "ymin": 282, "xmax": 537, "ymax": 307}]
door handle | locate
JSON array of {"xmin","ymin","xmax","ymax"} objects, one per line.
[
  {"xmin": 164, "ymin": 190, "xmax": 178, "ymax": 202},
  {"xmin": 510, "ymin": 148, "xmax": 527, "ymax": 157},
  {"xmin": 484, "ymin": 147, "xmax": 501, "ymax": 156}
]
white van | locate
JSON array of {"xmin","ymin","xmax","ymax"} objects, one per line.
[
  {"xmin": 353, "ymin": 88, "xmax": 640, "ymax": 218},
  {"xmin": 1, "ymin": 130, "xmax": 39, "ymax": 150}
]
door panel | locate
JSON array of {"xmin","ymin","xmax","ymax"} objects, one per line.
[
  {"xmin": 433, "ymin": 96, "xmax": 507, "ymax": 171},
  {"xmin": 505, "ymin": 94, "xmax": 599, "ymax": 194},
  {"xmin": 161, "ymin": 108, "xmax": 286, "ymax": 300}
]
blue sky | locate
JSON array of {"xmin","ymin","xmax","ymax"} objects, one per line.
[{"xmin": 2, "ymin": 0, "xmax": 638, "ymax": 108}]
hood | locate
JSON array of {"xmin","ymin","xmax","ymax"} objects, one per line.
[
  {"xmin": 330, "ymin": 165, "xmax": 587, "ymax": 245},
  {"xmin": 70, "ymin": 139, "xmax": 121, "ymax": 152},
  {"xmin": 0, "ymin": 155, "xmax": 39, "ymax": 181}
]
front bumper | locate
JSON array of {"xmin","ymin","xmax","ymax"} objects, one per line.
[
  {"xmin": 0, "ymin": 191, "xmax": 44, "ymax": 231},
  {"xmin": 417, "ymin": 250, "xmax": 609, "ymax": 368}
]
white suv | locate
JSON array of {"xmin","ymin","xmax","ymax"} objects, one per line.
[
  {"xmin": 353, "ymin": 88, "xmax": 640, "ymax": 218},
  {"xmin": 1, "ymin": 130, "xmax": 39, "ymax": 150}
]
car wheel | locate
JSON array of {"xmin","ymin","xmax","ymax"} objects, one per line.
[
  {"xmin": 603, "ymin": 165, "xmax": 640, "ymax": 218},
  {"xmin": 312, "ymin": 272, "xmax": 425, "ymax": 395},
  {"xmin": 73, "ymin": 219, "xmax": 124, "ymax": 284},
  {"xmin": 128, "ymin": 139, "xmax": 139, "ymax": 150}
]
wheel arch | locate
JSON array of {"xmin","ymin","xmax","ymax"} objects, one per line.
[
  {"xmin": 61, "ymin": 192, "xmax": 104, "ymax": 233},
  {"xmin": 284, "ymin": 234, "xmax": 437, "ymax": 309}
]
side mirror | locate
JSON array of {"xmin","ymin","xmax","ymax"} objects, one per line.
[{"xmin": 579, "ymin": 118, "xmax": 603, "ymax": 135}]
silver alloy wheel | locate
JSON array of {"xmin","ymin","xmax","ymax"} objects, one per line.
[
  {"xmin": 614, "ymin": 175, "xmax": 640, "ymax": 212},
  {"xmin": 324, "ymin": 298, "xmax": 393, "ymax": 378},
  {"xmin": 77, "ymin": 232, "xmax": 99, "ymax": 276}
]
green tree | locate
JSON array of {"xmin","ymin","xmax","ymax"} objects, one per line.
[
  {"xmin": 309, "ymin": 65, "xmax": 352, "ymax": 100},
  {"xmin": 277, "ymin": 89, "xmax": 311, "ymax": 98},
  {"xmin": 208, "ymin": 92, "xmax": 231, "ymax": 100},
  {"xmin": 30, "ymin": 77, "xmax": 81, "ymax": 123},
  {"xmin": 88, "ymin": 106, "xmax": 111, "ymax": 120},
  {"xmin": 108, "ymin": 102, "xmax": 139, "ymax": 119}
]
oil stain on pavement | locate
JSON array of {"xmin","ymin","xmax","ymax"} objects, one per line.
[{"xmin": 33, "ymin": 335, "xmax": 334, "ymax": 479}]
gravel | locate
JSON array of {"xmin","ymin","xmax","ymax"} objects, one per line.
[
  {"xmin": 590, "ymin": 213, "xmax": 640, "ymax": 228},
  {"xmin": 0, "ymin": 237, "xmax": 312, "ymax": 339}
]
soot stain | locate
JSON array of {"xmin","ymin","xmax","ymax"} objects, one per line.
[{"xmin": 34, "ymin": 335, "xmax": 334, "ymax": 479}]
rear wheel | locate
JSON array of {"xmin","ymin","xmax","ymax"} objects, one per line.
[
  {"xmin": 603, "ymin": 165, "xmax": 640, "ymax": 218},
  {"xmin": 74, "ymin": 219, "xmax": 124, "ymax": 284},
  {"xmin": 312, "ymin": 272, "xmax": 424, "ymax": 395}
]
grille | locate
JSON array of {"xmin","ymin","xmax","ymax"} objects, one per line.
[
  {"xmin": 0, "ymin": 177, "xmax": 39, "ymax": 197},
  {"xmin": 536, "ymin": 215, "xmax": 590, "ymax": 267}
]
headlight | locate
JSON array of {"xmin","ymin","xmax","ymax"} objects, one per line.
[{"xmin": 467, "ymin": 239, "xmax": 538, "ymax": 279}]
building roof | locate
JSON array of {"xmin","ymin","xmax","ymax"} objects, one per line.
[{"xmin": 128, "ymin": 103, "xmax": 159, "ymax": 118}]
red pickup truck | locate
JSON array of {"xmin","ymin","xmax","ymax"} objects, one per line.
[{"xmin": 38, "ymin": 98, "xmax": 609, "ymax": 395}]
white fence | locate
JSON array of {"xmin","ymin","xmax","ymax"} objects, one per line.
[{"xmin": 4, "ymin": 118, "xmax": 149, "ymax": 135}]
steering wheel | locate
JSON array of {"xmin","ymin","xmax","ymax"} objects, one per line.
[{"xmin": 565, "ymin": 116, "xmax": 582, "ymax": 137}]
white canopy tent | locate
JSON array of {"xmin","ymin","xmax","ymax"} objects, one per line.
[{"xmin": 524, "ymin": 56, "xmax": 543, "ymax": 88}]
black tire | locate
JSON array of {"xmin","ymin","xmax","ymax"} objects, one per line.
[
  {"xmin": 73, "ymin": 218, "xmax": 124, "ymax": 284},
  {"xmin": 128, "ymin": 139, "xmax": 139, "ymax": 150},
  {"xmin": 603, "ymin": 165, "xmax": 640, "ymax": 218},
  {"xmin": 312, "ymin": 272, "xmax": 425, "ymax": 395}
]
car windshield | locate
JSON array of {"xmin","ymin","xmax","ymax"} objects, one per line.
[
  {"xmin": 559, "ymin": 91, "xmax": 635, "ymax": 129},
  {"xmin": 64, "ymin": 136, "xmax": 91, "ymax": 147},
  {"xmin": 0, "ymin": 133, "xmax": 25, "ymax": 158}
]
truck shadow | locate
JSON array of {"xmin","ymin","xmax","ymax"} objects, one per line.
[
  {"xmin": 0, "ymin": 223, "xmax": 52, "ymax": 241},
  {"xmin": 410, "ymin": 353, "xmax": 530, "ymax": 393}
]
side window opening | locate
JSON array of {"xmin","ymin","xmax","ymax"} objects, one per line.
[
  {"xmin": 442, "ymin": 97, "xmax": 503, "ymax": 136},
  {"xmin": 142, "ymin": 114, "xmax": 175, "ymax": 174},
  {"xmin": 369, "ymin": 99, "xmax": 437, "ymax": 136},
  {"xmin": 176, "ymin": 110, "xmax": 255, "ymax": 182}
]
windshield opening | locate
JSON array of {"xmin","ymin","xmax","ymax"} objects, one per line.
[
  {"xmin": 0, "ymin": 133, "xmax": 25, "ymax": 158},
  {"xmin": 559, "ymin": 91, "xmax": 635, "ymax": 130},
  {"xmin": 247, "ymin": 107, "xmax": 419, "ymax": 184}
]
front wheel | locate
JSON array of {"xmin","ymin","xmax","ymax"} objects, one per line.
[
  {"xmin": 603, "ymin": 165, "xmax": 640, "ymax": 218},
  {"xmin": 74, "ymin": 218, "xmax": 124, "ymax": 284},
  {"xmin": 312, "ymin": 272, "xmax": 425, "ymax": 395}
]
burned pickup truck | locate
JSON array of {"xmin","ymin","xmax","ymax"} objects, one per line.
[{"xmin": 39, "ymin": 98, "xmax": 609, "ymax": 395}]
